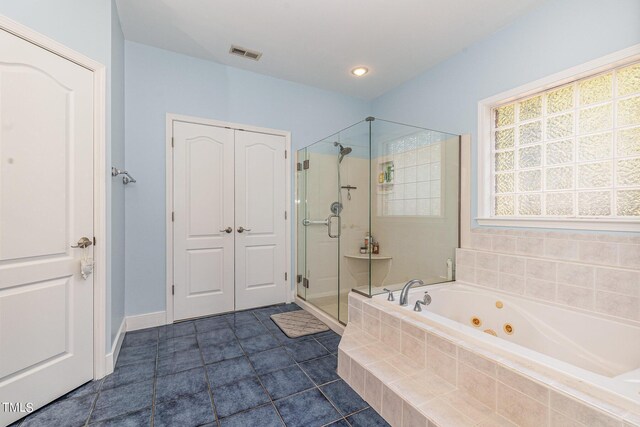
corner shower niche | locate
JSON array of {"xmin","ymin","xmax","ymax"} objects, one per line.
[{"xmin": 295, "ymin": 117, "xmax": 461, "ymax": 324}]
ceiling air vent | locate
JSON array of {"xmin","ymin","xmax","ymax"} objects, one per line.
[{"xmin": 229, "ymin": 45, "xmax": 262, "ymax": 61}]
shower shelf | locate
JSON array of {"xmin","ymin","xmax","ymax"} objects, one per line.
[{"xmin": 377, "ymin": 160, "xmax": 395, "ymax": 195}]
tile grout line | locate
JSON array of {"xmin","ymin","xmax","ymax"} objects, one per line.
[
  {"xmin": 195, "ymin": 327, "xmax": 223, "ymax": 427},
  {"xmin": 254, "ymin": 307, "xmax": 358, "ymax": 427},
  {"xmin": 231, "ymin": 306, "xmax": 291, "ymax": 426},
  {"xmin": 149, "ymin": 333, "xmax": 160, "ymax": 427},
  {"xmin": 85, "ymin": 333, "xmax": 159, "ymax": 426},
  {"xmin": 82, "ymin": 384, "xmax": 101, "ymax": 426}
]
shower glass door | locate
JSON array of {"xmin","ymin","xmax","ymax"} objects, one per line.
[{"xmin": 302, "ymin": 137, "xmax": 341, "ymax": 320}]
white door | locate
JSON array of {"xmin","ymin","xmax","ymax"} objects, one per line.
[
  {"xmin": 173, "ymin": 121, "xmax": 235, "ymax": 320},
  {"xmin": 234, "ymin": 131, "xmax": 287, "ymax": 310},
  {"xmin": 0, "ymin": 29, "xmax": 94, "ymax": 426}
]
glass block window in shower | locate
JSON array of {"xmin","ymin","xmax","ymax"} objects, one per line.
[
  {"xmin": 490, "ymin": 60, "xmax": 640, "ymax": 218},
  {"xmin": 377, "ymin": 131, "xmax": 448, "ymax": 217}
]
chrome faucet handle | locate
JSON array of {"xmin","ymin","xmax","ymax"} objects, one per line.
[
  {"xmin": 383, "ymin": 288, "xmax": 394, "ymax": 301},
  {"xmin": 414, "ymin": 292, "xmax": 431, "ymax": 312},
  {"xmin": 422, "ymin": 291, "xmax": 432, "ymax": 306}
]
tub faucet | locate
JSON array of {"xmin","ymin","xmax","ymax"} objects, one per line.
[
  {"xmin": 414, "ymin": 291, "xmax": 431, "ymax": 312},
  {"xmin": 399, "ymin": 279, "xmax": 424, "ymax": 306}
]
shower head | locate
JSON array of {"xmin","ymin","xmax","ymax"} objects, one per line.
[{"xmin": 334, "ymin": 142, "xmax": 352, "ymax": 163}]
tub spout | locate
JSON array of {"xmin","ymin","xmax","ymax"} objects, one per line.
[{"xmin": 399, "ymin": 279, "xmax": 424, "ymax": 306}]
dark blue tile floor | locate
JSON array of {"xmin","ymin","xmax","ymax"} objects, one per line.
[{"xmin": 11, "ymin": 303, "xmax": 389, "ymax": 427}]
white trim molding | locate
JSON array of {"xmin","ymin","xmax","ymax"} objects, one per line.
[
  {"xmin": 105, "ymin": 318, "xmax": 127, "ymax": 375},
  {"xmin": 0, "ymin": 15, "xmax": 109, "ymax": 379},
  {"xmin": 460, "ymin": 134, "xmax": 472, "ymax": 248},
  {"xmin": 477, "ymin": 44, "xmax": 640, "ymax": 233},
  {"xmin": 165, "ymin": 113, "xmax": 293, "ymax": 324},
  {"xmin": 476, "ymin": 217, "xmax": 640, "ymax": 231},
  {"xmin": 126, "ymin": 311, "xmax": 167, "ymax": 332}
]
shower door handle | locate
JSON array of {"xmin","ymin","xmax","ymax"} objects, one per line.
[
  {"xmin": 327, "ymin": 214, "xmax": 341, "ymax": 238},
  {"xmin": 302, "ymin": 219, "xmax": 328, "ymax": 226}
]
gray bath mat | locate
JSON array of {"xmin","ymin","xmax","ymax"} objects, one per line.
[{"xmin": 270, "ymin": 310, "xmax": 330, "ymax": 338}]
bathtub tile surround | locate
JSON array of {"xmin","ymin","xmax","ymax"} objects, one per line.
[
  {"xmin": 339, "ymin": 292, "xmax": 640, "ymax": 427},
  {"xmin": 459, "ymin": 228, "xmax": 640, "ymax": 322},
  {"xmin": 14, "ymin": 304, "xmax": 388, "ymax": 427}
]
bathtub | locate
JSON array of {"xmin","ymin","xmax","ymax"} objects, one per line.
[{"xmin": 381, "ymin": 282, "xmax": 640, "ymax": 407}]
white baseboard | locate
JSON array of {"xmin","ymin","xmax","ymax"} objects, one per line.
[
  {"xmin": 104, "ymin": 317, "xmax": 126, "ymax": 375},
  {"xmin": 126, "ymin": 311, "xmax": 167, "ymax": 332},
  {"xmin": 295, "ymin": 297, "xmax": 345, "ymax": 336}
]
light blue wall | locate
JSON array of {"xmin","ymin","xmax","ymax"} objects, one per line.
[
  {"xmin": 371, "ymin": 0, "xmax": 640, "ymax": 229},
  {"xmin": 110, "ymin": 0, "xmax": 126, "ymax": 346},
  {"xmin": 0, "ymin": 0, "xmax": 110, "ymax": 64},
  {"xmin": 124, "ymin": 41, "xmax": 370, "ymax": 315},
  {"xmin": 0, "ymin": 0, "xmax": 126, "ymax": 349}
]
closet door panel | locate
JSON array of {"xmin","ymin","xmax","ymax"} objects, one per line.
[
  {"xmin": 173, "ymin": 121, "xmax": 235, "ymax": 320},
  {"xmin": 235, "ymin": 131, "xmax": 287, "ymax": 310}
]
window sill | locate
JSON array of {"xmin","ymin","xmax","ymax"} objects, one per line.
[{"xmin": 476, "ymin": 217, "xmax": 640, "ymax": 232}]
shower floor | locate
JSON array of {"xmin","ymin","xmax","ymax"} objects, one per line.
[{"xmin": 306, "ymin": 295, "xmax": 349, "ymax": 325}]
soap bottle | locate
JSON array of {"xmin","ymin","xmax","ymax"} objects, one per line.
[{"xmin": 373, "ymin": 241, "xmax": 380, "ymax": 255}]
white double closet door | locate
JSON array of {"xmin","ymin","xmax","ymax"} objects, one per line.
[{"xmin": 173, "ymin": 121, "xmax": 287, "ymax": 321}]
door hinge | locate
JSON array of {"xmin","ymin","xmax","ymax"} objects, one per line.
[
  {"xmin": 297, "ymin": 162, "xmax": 302, "ymax": 171},
  {"xmin": 303, "ymin": 278, "xmax": 310, "ymax": 288},
  {"xmin": 172, "ymin": 212, "xmax": 175, "ymax": 222},
  {"xmin": 284, "ymin": 211, "xmax": 287, "ymax": 220},
  {"xmin": 171, "ymin": 137, "xmax": 174, "ymax": 148},
  {"xmin": 297, "ymin": 274, "xmax": 302, "ymax": 284},
  {"xmin": 172, "ymin": 285, "xmax": 175, "ymax": 295},
  {"xmin": 285, "ymin": 150, "xmax": 287, "ymax": 159},
  {"xmin": 285, "ymin": 272, "xmax": 288, "ymax": 281},
  {"xmin": 93, "ymin": 236, "xmax": 96, "ymax": 246},
  {"xmin": 303, "ymin": 159, "xmax": 310, "ymax": 170}
]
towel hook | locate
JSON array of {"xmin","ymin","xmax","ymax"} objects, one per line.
[{"xmin": 111, "ymin": 166, "xmax": 137, "ymax": 185}]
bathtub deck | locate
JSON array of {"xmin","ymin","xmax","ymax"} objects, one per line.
[
  {"xmin": 338, "ymin": 329, "xmax": 517, "ymax": 426},
  {"xmin": 339, "ymin": 291, "xmax": 640, "ymax": 427}
]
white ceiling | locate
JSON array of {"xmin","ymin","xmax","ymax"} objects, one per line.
[{"xmin": 116, "ymin": 0, "xmax": 545, "ymax": 100}]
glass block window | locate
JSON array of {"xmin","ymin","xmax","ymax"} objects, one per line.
[
  {"xmin": 491, "ymin": 61, "xmax": 640, "ymax": 218},
  {"xmin": 377, "ymin": 132, "xmax": 443, "ymax": 217}
]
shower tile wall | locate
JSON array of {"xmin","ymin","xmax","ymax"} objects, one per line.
[
  {"xmin": 370, "ymin": 134, "xmax": 460, "ymax": 289},
  {"xmin": 456, "ymin": 228, "xmax": 640, "ymax": 322}
]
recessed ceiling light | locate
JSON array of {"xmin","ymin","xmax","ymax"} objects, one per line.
[{"xmin": 351, "ymin": 67, "xmax": 369, "ymax": 77}]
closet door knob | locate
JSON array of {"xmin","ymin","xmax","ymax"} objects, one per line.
[
  {"xmin": 237, "ymin": 226, "xmax": 251, "ymax": 233},
  {"xmin": 219, "ymin": 227, "xmax": 232, "ymax": 233}
]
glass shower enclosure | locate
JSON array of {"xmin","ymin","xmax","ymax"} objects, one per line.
[{"xmin": 296, "ymin": 117, "xmax": 460, "ymax": 325}]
